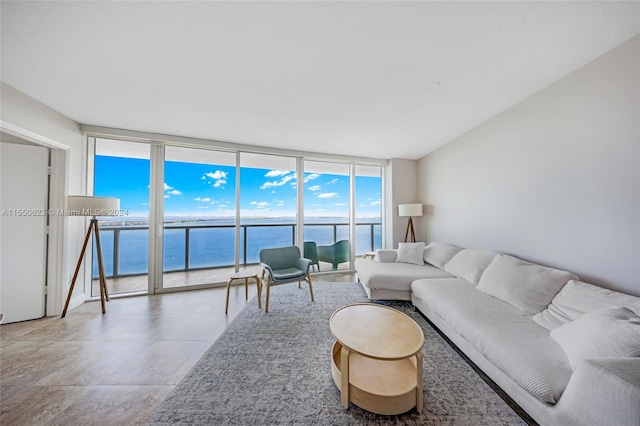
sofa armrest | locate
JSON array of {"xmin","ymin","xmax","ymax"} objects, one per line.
[
  {"xmin": 554, "ymin": 358, "xmax": 640, "ymax": 426},
  {"xmin": 375, "ymin": 249, "xmax": 397, "ymax": 263}
]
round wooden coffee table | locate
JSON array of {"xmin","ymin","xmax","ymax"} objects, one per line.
[{"xmin": 329, "ymin": 303, "xmax": 424, "ymax": 415}]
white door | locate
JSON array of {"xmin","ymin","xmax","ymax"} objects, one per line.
[{"xmin": 0, "ymin": 141, "xmax": 49, "ymax": 323}]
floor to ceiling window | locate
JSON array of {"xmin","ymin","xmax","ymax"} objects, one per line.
[
  {"xmin": 239, "ymin": 153, "xmax": 298, "ymax": 267},
  {"xmin": 303, "ymin": 161, "xmax": 351, "ymax": 271},
  {"xmin": 355, "ymin": 165, "xmax": 382, "ymax": 255},
  {"xmin": 91, "ymin": 133, "xmax": 385, "ymax": 296},
  {"xmin": 162, "ymin": 146, "xmax": 237, "ymax": 288},
  {"xmin": 92, "ymin": 138, "xmax": 150, "ymax": 296}
]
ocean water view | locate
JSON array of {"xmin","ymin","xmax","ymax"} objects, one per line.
[{"xmin": 93, "ymin": 217, "xmax": 381, "ymax": 278}]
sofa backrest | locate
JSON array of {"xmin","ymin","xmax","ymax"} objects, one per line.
[
  {"xmin": 423, "ymin": 242, "xmax": 462, "ymax": 269},
  {"xmin": 534, "ymin": 279, "xmax": 640, "ymax": 330}
]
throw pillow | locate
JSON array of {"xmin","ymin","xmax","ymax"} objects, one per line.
[
  {"xmin": 443, "ymin": 249, "xmax": 496, "ymax": 285},
  {"xmin": 550, "ymin": 306, "xmax": 640, "ymax": 369},
  {"xmin": 396, "ymin": 242, "xmax": 425, "ymax": 265},
  {"xmin": 533, "ymin": 279, "xmax": 640, "ymax": 330},
  {"xmin": 423, "ymin": 242, "xmax": 462, "ymax": 269},
  {"xmin": 476, "ymin": 254, "xmax": 577, "ymax": 315}
]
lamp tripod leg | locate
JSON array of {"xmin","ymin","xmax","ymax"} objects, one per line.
[
  {"xmin": 93, "ymin": 219, "xmax": 109, "ymax": 314},
  {"xmin": 404, "ymin": 217, "xmax": 417, "ymax": 243},
  {"xmin": 409, "ymin": 217, "xmax": 416, "ymax": 243},
  {"xmin": 61, "ymin": 221, "xmax": 94, "ymax": 318}
]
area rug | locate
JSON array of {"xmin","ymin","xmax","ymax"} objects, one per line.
[{"xmin": 147, "ymin": 282, "xmax": 527, "ymax": 425}]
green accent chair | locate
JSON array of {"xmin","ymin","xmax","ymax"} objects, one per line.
[
  {"xmin": 317, "ymin": 240, "xmax": 350, "ymax": 270},
  {"xmin": 259, "ymin": 245, "xmax": 314, "ymax": 313},
  {"xmin": 303, "ymin": 241, "xmax": 320, "ymax": 271}
]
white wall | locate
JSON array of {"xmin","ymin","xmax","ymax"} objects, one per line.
[
  {"xmin": 385, "ymin": 158, "xmax": 420, "ymax": 249},
  {"xmin": 417, "ymin": 35, "xmax": 639, "ymax": 296},
  {"xmin": 1, "ymin": 82, "xmax": 87, "ymax": 313}
]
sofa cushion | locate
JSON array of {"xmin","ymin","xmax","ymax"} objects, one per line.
[
  {"xmin": 477, "ymin": 254, "xmax": 578, "ymax": 315},
  {"xmin": 533, "ymin": 279, "xmax": 640, "ymax": 330},
  {"xmin": 443, "ymin": 249, "xmax": 496, "ymax": 285},
  {"xmin": 354, "ymin": 258, "xmax": 452, "ymax": 293},
  {"xmin": 374, "ymin": 249, "xmax": 397, "ymax": 263},
  {"xmin": 550, "ymin": 307, "xmax": 640, "ymax": 369},
  {"xmin": 411, "ymin": 278, "xmax": 572, "ymax": 403},
  {"xmin": 423, "ymin": 242, "xmax": 462, "ymax": 269},
  {"xmin": 396, "ymin": 242, "xmax": 425, "ymax": 265}
]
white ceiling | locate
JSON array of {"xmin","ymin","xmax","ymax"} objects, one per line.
[{"xmin": 1, "ymin": 1, "xmax": 639, "ymax": 160}]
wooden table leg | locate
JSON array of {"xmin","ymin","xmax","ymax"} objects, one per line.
[
  {"xmin": 416, "ymin": 350, "xmax": 423, "ymax": 413},
  {"xmin": 340, "ymin": 345, "xmax": 350, "ymax": 409},
  {"xmin": 225, "ymin": 278, "xmax": 233, "ymax": 314},
  {"xmin": 254, "ymin": 276, "xmax": 262, "ymax": 309}
]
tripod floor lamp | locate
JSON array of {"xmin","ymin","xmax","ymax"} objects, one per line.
[
  {"xmin": 398, "ymin": 203, "xmax": 423, "ymax": 243},
  {"xmin": 61, "ymin": 196, "xmax": 120, "ymax": 318}
]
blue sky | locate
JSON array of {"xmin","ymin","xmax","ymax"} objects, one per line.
[{"xmin": 95, "ymin": 156, "xmax": 381, "ymax": 219}]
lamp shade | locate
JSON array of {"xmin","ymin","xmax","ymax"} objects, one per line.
[
  {"xmin": 398, "ymin": 203, "xmax": 423, "ymax": 217},
  {"xmin": 67, "ymin": 196, "xmax": 120, "ymax": 216}
]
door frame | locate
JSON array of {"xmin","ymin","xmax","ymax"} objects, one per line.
[{"xmin": 1, "ymin": 121, "xmax": 70, "ymax": 316}]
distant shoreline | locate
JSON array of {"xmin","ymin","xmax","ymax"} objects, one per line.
[{"xmin": 100, "ymin": 216, "xmax": 382, "ymax": 227}]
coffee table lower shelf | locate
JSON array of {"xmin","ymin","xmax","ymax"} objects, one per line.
[{"xmin": 330, "ymin": 341, "xmax": 420, "ymax": 415}]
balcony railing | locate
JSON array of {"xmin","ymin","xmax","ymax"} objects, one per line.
[{"xmin": 92, "ymin": 222, "xmax": 381, "ymax": 279}]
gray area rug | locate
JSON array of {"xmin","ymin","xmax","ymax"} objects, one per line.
[{"xmin": 147, "ymin": 282, "xmax": 527, "ymax": 425}]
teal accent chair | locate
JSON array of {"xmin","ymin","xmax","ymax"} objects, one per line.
[
  {"xmin": 303, "ymin": 241, "xmax": 320, "ymax": 271},
  {"xmin": 259, "ymin": 245, "xmax": 314, "ymax": 312},
  {"xmin": 317, "ymin": 240, "xmax": 350, "ymax": 270}
]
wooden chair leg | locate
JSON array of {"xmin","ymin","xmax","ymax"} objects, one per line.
[
  {"xmin": 265, "ymin": 280, "xmax": 271, "ymax": 313},
  {"xmin": 307, "ymin": 276, "xmax": 314, "ymax": 302}
]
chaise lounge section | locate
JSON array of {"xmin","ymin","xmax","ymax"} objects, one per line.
[{"xmin": 354, "ymin": 242, "xmax": 640, "ymax": 426}]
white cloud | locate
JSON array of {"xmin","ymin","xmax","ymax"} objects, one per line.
[
  {"xmin": 261, "ymin": 174, "xmax": 295, "ymax": 189},
  {"xmin": 164, "ymin": 183, "xmax": 173, "ymax": 190},
  {"xmin": 167, "ymin": 189, "xmax": 182, "ymax": 195},
  {"xmin": 304, "ymin": 173, "xmax": 320, "ymax": 183},
  {"xmin": 265, "ymin": 170, "xmax": 292, "ymax": 178},
  {"xmin": 205, "ymin": 171, "xmax": 227, "ymax": 180},
  {"xmin": 203, "ymin": 170, "xmax": 228, "ymax": 188},
  {"xmin": 164, "ymin": 194, "xmax": 171, "ymax": 199},
  {"xmin": 370, "ymin": 199, "xmax": 381, "ymax": 205},
  {"xmin": 250, "ymin": 201, "xmax": 270, "ymax": 208},
  {"xmin": 194, "ymin": 197, "xmax": 212, "ymax": 202},
  {"xmin": 308, "ymin": 185, "xmax": 321, "ymax": 191},
  {"xmin": 327, "ymin": 178, "xmax": 339, "ymax": 185},
  {"xmin": 318, "ymin": 192, "xmax": 338, "ymax": 199}
]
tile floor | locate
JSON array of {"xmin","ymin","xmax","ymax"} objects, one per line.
[{"xmin": 0, "ymin": 273, "xmax": 355, "ymax": 425}]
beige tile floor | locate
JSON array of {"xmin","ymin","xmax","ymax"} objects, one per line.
[{"xmin": 0, "ymin": 272, "xmax": 355, "ymax": 426}]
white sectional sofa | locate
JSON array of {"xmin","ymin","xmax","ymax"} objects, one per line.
[{"xmin": 354, "ymin": 242, "xmax": 640, "ymax": 426}]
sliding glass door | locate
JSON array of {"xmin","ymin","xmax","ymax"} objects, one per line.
[
  {"xmin": 92, "ymin": 138, "xmax": 150, "ymax": 295},
  {"xmin": 162, "ymin": 146, "xmax": 237, "ymax": 288},
  {"xmin": 239, "ymin": 153, "xmax": 298, "ymax": 268},
  {"xmin": 303, "ymin": 161, "xmax": 350, "ymax": 271},
  {"xmin": 355, "ymin": 165, "xmax": 382, "ymax": 255}
]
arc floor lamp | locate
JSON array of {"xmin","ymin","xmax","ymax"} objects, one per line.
[
  {"xmin": 398, "ymin": 203, "xmax": 423, "ymax": 243},
  {"xmin": 61, "ymin": 196, "xmax": 120, "ymax": 318}
]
